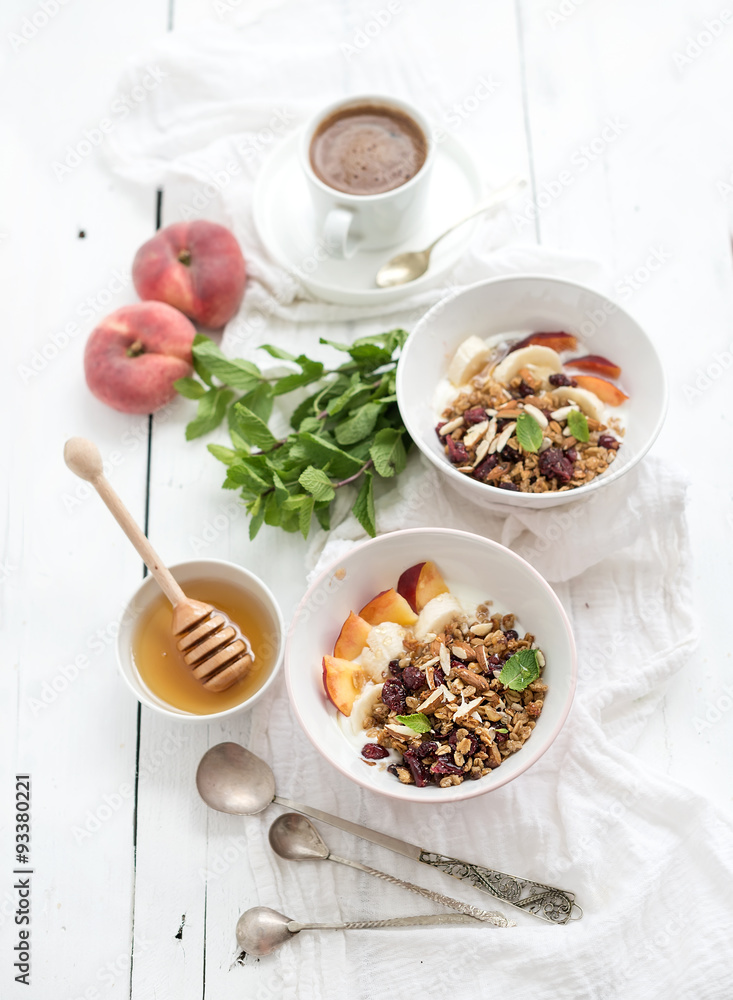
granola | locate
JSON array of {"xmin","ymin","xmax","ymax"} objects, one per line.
[
  {"xmin": 437, "ymin": 332, "xmax": 627, "ymax": 493},
  {"xmin": 360, "ymin": 606, "xmax": 547, "ymax": 788}
]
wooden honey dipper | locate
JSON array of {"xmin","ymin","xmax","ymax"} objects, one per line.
[{"xmin": 64, "ymin": 437, "xmax": 253, "ymax": 693}]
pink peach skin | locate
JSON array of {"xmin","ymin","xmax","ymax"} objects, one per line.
[
  {"xmin": 132, "ymin": 221, "xmax": 247, "ymax": 329},
  {"xmin": 84, "ymin": 302, "xmax": 195, "ymax": 415}
]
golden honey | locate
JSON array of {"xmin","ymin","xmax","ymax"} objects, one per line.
[{"xmin": 131, "ymin": 577, "xmax": 279, "ymax": 714}]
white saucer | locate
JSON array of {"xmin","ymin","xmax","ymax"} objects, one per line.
[{"xmin": 253, "ymin": 130, "xmax": 483, "ymax": 307}]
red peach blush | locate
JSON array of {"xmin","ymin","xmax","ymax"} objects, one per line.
[{"xmin": 84, "ymin": 302, "xmax": 195, "ymax": 415}]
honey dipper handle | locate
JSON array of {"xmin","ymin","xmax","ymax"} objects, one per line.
[{"xmin": 63, "ymin": 437, "xmax": 187, "ymax": 607}]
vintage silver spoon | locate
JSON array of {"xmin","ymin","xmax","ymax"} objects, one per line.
[
  {"xmin": 375, "ymin": 175, "xmax": 527, "ymax": 287},
  {"xmin": 196, "ymin": 742, "xmax": 579, "ymax": 924},
  {"xmin": 236, "ymin": 906, "xmax": 480, "ymax": 957},
  {"xmin": 269, "ymin": 813, "xmax": 511, "ymax": 926}
]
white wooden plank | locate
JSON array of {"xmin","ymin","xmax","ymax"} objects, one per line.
[{"xmin": 0, "ymin": 0, "xmax": 170, "ymax": 995}]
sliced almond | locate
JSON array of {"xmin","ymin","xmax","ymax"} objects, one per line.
[
  {"xmin": 416, "ymin": 687, "xmax": 446, "ymax": 714},
  {"xmin": 450, "ymin": 645, "xmax": 467, "ymax": 660},
  {"xmin": 386, "ymin": 723, "xmax": 423, "ymax": 738},
  {"xmin": 472, "ymin": 437, "xmax": 491, "ymax": 468},
  {"xmin": 439, "ymin": 416, "xmax": 464, "ymax": 436},
  {"xmin": 438, "ymin": 643, "xmax": 451, "ymax": 676},
  {"xmin": 470, "ymin": 623, "xmax": 493, "ymax": 637},
  {"xmin": 476, "ymin": 646, "xmax": 489, "ymax": 671},
  {"xmin": 451, "ymin": 640, "xmax": 477, "ymax": 662},
  {"xmin": 550, "ymin": 404, "xmax": 578, "ymax": 421},
  {"xmin": 453, "ymin": 667, "xmax": 490, "ymax": 692},
  {"xmin": 494, "ymin": 422, "xmax": 516, "ymax": 454},
  {"xmin": 539, "ymin": 437, "xmax": 552, "ymax": 452},
  {"xmin": 453, "ymin": 696, "xmax": 484, "ymax": 721},
  {"xmin": 463, "ymin": 420, "xmax": 489, "ymax": 448},
  {"xmin": 523, "ymin": 403, "xmax": 548, "ymax": 429}
]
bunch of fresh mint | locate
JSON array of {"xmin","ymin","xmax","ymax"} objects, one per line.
[{"xmin": 175, "ymin": 330, "xmax": 410, "ymax": 539}]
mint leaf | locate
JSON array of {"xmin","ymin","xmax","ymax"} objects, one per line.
[
  {"xmin": 175, "ymin": 377, "xmax": 207, "ymax": 400},
  {"xmin": 298, "ymin": 495, "xmax": 314, "ymax": 538},
  {"xmin": 239, "ymin": 383, "xmax": 274, "ymax": 423},
  {"xmin": 260, "ymin": 343, "xmax": 296, "ymax": 362},
  {"xmin": 353, "ymin": 472, "xmax": 376, "ymax": 536},
  {"xmin": 185, "ymin": 387, "xmax": 234, "ymax": 440},
  {"xmin": 370, "ymin": 428, "xmax": 406, "ymax": 478},
  {"xmin": 207, "ymin": 443, "xmax": 238, "ymax": 466},
  {"xmin": 231, "ymin": 403, "xmax": 278, "ymax": 452},
  {"xmin": 297, "ymin": 433, "xmax": 362, "ymax": 478},
  {"xmin": 395, "ymin": 713, "xmax": 432, "ymax": 734},
  {"xmin": 567, "ymin": 408, "xmax": 589, "ymax": 442},
  {"xmin": 498, "ymin": 649, "xmax": 541, "ymax": 691},
  {"xmin": 272, "ymin": 357, "xmax": 324, "ymax": 396},
  {"xmin": 516, "ymin": 412, "xmax": 543, "ymax": 453},
  {"xmin": 298, "ymin": 466, "xmax": 335, "ymax": 502},
  {"xmin": 335, "ymin": 402, "xmax": 383, "ymax": 445},
  {"xmin": 192, "ymin": 336, "xmax": 262, "ymax": 390}
]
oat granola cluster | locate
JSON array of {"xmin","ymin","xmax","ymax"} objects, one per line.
[
  {"xmin": 361, "ymin": 607, "xmax": 547, "ymax": 788},
  {"xmin": 437, "ymin": 371, "xmax": 623, "ymax": 493}
]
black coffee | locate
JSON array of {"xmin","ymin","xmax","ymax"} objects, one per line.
[{"xmin": 309, "ymin": 103, "xmax": 428, "ymax": 196}]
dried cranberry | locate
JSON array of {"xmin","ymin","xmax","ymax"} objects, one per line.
[
  {"xmin": 496, "ymin": 482, "xmax": 520, "ymax": 491},
  {"xmin": 503, "ymin": 629, "xmax": 519, "ymax": 640},
  {"xmin": 473, "ymin": 454, "xmax": 499, "ymax": 482},
  {"xmin": 416, "ymin": 741, "xmax": 439, "ymax": 759},
  {"xmin": 494, "ymin": 730, "xmax": 508, "ymax": 744},
  {"xmin": 517, "ymin": 380, "xmax": 534, "ymax": 397},
  {"xmin": 435, "ymin": 421, "xmax": 446, "ymax": 438},
  {"xmin": 462, "ymin": 406, "xmax": 488, "ymax": 425},
  {"xmin": 598, "ymin": 434, "xmax": 620, "ymax": 451},
  {"xmin": 539, "ymin": 447, "xmax": 574, "ymax": 484},
  {"xmin": 381, "ymin": 679, "xmax": 407, "ymax": 714},
  {"xmin": 402, "ymin": 665, "xmax": 426, "ymax": 691},
  {"xmin": 565, "ymin": 447, "xmax": 578, "ymax": 462},
  {"xmin": 548, "ymin": 373, "xmax": 577, "ymax": 388},
  {"xmin": 488, "ymin": 654, "xmax": 502, "ymax": 667},
  {"xmin": 361, "ymin": 743, "xmax": 389, "ymax": 760},
  {"xmin": 433, "ymin": 666, "xmax": 446, "ymax": 687},
  {"xmin": 496, "ymin": 418, "xmax": 510, "ymax": 430},
  {"xmin": 403, "ymin": 749, "xmax": 430, "ymax": 787},
  {"xmin": 387, "ymin": 659, "xmax": 402, "ymax": 678},
  {"xmin": 430, "ymin": 759, "xmax": 464, "ymax": 776},
  {"xmin": 500, "ymin": 444, "xmax": 520, "ymax": 463},
  {"xmin": 446, "ymin": 435, "xmax": 469, "ymax": 465}
]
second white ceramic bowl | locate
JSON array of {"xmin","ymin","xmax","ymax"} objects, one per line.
[
  {"xmin": 285, "ymin": 528, "xmax": 576, "ymax": 804},
  {"xmin": 396, "ymin": 275, "xmax": 667, "ymax": 509}
]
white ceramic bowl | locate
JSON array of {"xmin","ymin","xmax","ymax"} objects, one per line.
[
  {"xmin": 116, "ymin": 559, "xmax": 284, "ymax": 721},
  {"xmin": 285, "ymin": 528, "xmax": 576, "ymax": 803},
  {"xmin": 396, "ymin": 275, "xmax": 667, "ymax": 509}
]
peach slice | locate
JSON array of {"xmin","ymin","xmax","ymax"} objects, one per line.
[
  {"xmin": 509, "ymin": 331, "xmax": 578, "ymax": 354},
  {"xmin": 397, "ymin": 561, "xmax": 449, "ymax": 613},
  {"xmin": 572, "ymin": 375, "xmax": 629, "ymax": 406},
  {"xmin": 358, "ymin": 589, "xmax": 418, "ymax": 627},
  {"xmin": 322, "ymin": 655, "xmax": 367, "ymax": 717},
  {"xmin": 566, "ymin": 354, "xmax": 621, "ymax": 379},
  {"xmin": 333, "ymin": 612, "xmax": 372, "ymax": 660}
]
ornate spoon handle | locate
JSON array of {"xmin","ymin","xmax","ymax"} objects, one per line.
[
  {"xmin": 329, "ymin": 854, "xmax": 512, "ymax": 926},
  {"xmin": 418, "ymin": 852, "xmax": 579, "ymax": 924},
  {"xmin": 288, "ymin": 913, "xmax": 480, "ymax": 933}
]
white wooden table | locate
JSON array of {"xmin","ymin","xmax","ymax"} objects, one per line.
[{"xmin": 2, "ymin": 0, "xmax": 732, "ymax": 995}]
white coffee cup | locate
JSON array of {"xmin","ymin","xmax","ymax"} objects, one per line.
[{"xmin": 301, "ymin": 95, "xmax": 435, "ymax": 259}]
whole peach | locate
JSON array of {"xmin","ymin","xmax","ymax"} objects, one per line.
[
  {"xmin": 84, "ymin": 302, "xmax": 195, "ymax": 415},
  {"xmin": 132, "ymin": 221, "xmax": 247, "ymax": 329}
]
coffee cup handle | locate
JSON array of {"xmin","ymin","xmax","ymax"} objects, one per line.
[{"xmin": 323, "ymin": 207, "xmax": 362, "ymax": 260}]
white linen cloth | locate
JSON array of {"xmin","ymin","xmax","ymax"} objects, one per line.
[{"xmin": 106, "ymin": 7, "xmax": 733, "ymax": 998}]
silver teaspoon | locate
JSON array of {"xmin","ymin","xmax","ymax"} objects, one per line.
[
  {"xmin": 375, "ymin": 176, "xmax": 527, "ymax": 288},
  {"xmin": 236, "ymin": 906, "xmax": 482, "ymax": 957},
  {"xmin": 269, "ymin": 813, "xmax": 511, "ymax": 926},
  {"xmin": 196, "ymin": 742, "xmax": 579, "ymax": 924}
]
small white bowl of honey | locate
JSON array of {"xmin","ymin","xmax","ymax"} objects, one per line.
[{"xmin": 117, "ymin": 559, "xmax": 284, "ymax": 719}]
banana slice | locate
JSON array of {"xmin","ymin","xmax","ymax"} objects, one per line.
[
  {"xmin": 447, "ymin": 336, "xmax": 493, "ymax": 386},
  {"xmin": 492, "ymin": 345, "xmax": 563, "ymax": 385},
  {"xmin": 414, "ymin": 592, "xmax": 464, "ymax": 641},
  {"xmin": 348, "ymin": 682, "xmax": 384, "ymax": 735},
  {"xmin": 550, "ymin": 386, "xmax": 604, "ymax": 421}
]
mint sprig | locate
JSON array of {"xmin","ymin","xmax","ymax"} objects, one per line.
[
  {"xmin": 175, "ymin": 330, "xmax": 410, "ymax": 540},
  {"xmin": 498, "ymin": 648, "xmax": 541, "ymax": 691},
  {"xmin": 516, "ymin": 412, "xmax": 543, "ymax": 453},
  {"xmin": 567, "ymin": 409, "xmax": 589, "ymax": 442},
  {"xmin": 395, "ymin": 713, "xmax": 432, "ymax": 733}
]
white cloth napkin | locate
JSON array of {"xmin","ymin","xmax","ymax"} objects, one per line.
[{"xmin": 106, "ymin": 10, "xmax": 733, "ymax": 998}]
